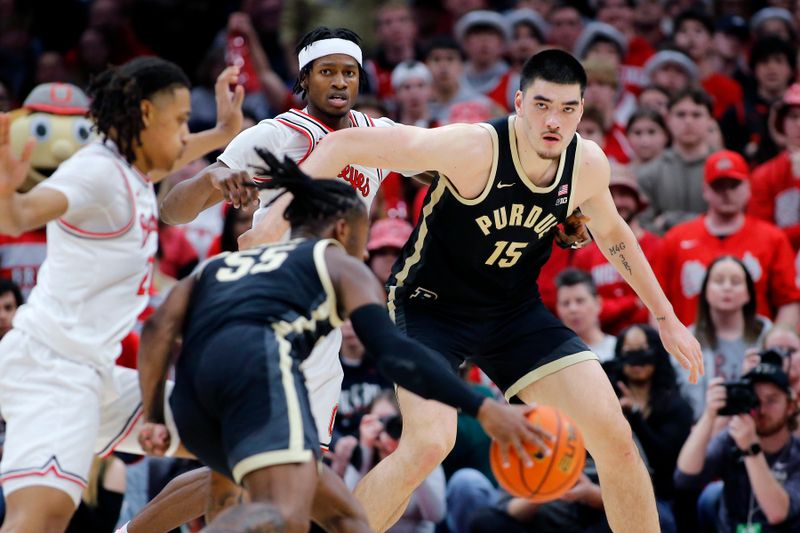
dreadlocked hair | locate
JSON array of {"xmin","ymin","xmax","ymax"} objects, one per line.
[
  {"xmin": 251, "ymin": 147, "xmax": 365, "ymax": 234},
  {"xmin": 292, "ymin": 27, "xmax": 369, "ymax": 98},
  {"xmin": 87, "ymin": 56, "xmax": 190, "ymax": 164}
]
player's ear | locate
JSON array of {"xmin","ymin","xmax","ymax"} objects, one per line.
[
  {"xmin": 332, "ymin": 218, "xmax": 350, "ymax": 245},
  {"xmin": 140, "ymin": 99, "xmax": 153, "ymax": 128},
  {"xmin": 514, "ymin": 90, "xmax": 523, "ymax": 115}
]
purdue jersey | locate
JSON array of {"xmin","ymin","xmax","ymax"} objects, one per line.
[
  {"xmin": 388, "ymin": 116, "xmax": 581, "ymax": 311},
  {"xmin": 183, "ymin": 238, "xmax": 342, "ymax": 362}
]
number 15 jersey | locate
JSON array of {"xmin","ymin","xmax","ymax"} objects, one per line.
[{"xmin": 388, "ymin": 116, "xmax": 581, "ymax": 312}]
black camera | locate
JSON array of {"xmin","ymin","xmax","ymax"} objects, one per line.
[{"xmin": 719, "ymin": 380, "xmax": 760, "ymax": 416}]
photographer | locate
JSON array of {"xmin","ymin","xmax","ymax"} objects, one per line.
[{"xmin": 675, "ymin": 355, "xmax": 800, "ymax": 531}]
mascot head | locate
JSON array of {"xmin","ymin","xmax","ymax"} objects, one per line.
[{"xmin": 10, "ymin": 83, "xmax": 93, "ymax": 192}]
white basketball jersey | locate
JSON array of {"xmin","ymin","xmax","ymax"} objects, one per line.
[
  {"xmin": 218, "ymin": 108, "xmax": 395, "ymax": 213},
  {"xmin": 13, "ymin": 142, "xmax": 158, "ymax": 368}
]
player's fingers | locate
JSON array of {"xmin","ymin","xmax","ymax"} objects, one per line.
[
  {"xmin": 513, "ymin": 438, "xmax": 533, "ymax": 468},
  {"xmin": 233, "ymin": 84, "xmax": 245, "ymax": 108},
  {"xmin": 524, "ymin": 425, "xmax": 553, "ymax": 454},
  {"xmin": 498, "ymin": 443, "xmax": 511, "ymax": 469}
]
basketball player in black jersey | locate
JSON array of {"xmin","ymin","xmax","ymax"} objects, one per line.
[
  {"xmin": 299, "ymin": 49, "xmax": 705, "ymax": 533},
  {"xmin": 136, "ymin": 152, "xmax": 549, "ymax": 533}
]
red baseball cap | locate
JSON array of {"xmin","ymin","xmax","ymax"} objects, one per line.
[
  {"xmin": 704, "ymin": 150, "xmax": 749, "ymax": 184},
  {"xmin": 367, "ymin": 218, "xmax": 413, "ymax": 252}
]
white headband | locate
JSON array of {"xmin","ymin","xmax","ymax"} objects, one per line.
[{"xmin": 298, "ymin": 38, "xmax": 363, "ymax": 70}]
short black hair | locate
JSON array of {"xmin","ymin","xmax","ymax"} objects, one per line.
[
  {"xmin": 555, "ymin": 267, "xmax": 597, "ymax": 296},
  {"xmin": 673, "ymin": 9, "xmax": 714, "ymax": 36},
  {"xmin": 749, "ymin": 36, "xmax": 796, "ymax": 74},
  {"xmin": 520, "ymin": 49, "xmax": 587, "ymax": 95},
  {"xmin": 424, "ymin": 35, "xmax": 465, "ymax": 61},
  {"xmin": 87, "ymin": 56, "xmax": 190, "ymax": 164},
  {"xmin": 252, "ymin": 148, "xmax": 365, "ymax": 235},
  {"xmin": 293, "ymin": 27, "xmax": 368, "ymax": 99},
  {"xmin": 668, "ymin": 86, "xmax": 713, "ymax": 115},
  {"xmin": 0, "ymin": 279, "xmax": 23, "ymax": 307}
]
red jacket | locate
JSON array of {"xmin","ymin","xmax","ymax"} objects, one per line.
[
  {"xmin": 702, "ymin": 73, "xmax": 743, "ymax": 121},
  {"xmin": 573, "ymin": 230, "xmax": 661, "ymax": 334},
  {"xmin": 654, "ymin": 216, "xmax": 800, "ymax": 325},
  {"xmin": 750, "ymin": 151, "xmax": 800, "ymax": 251}
]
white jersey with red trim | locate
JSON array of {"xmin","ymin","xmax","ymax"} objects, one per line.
[
  {"xmin": 218, "ymin": 108, "xmax": 396, "ymax": 213},
  {"xmin": 12, "ymin": 141, "xmax": 158, "ymax": 368}
]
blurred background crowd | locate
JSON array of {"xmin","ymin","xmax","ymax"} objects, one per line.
[{"xmin": 3, "ymin": 0, "xmax": 800, "ymax": 532}]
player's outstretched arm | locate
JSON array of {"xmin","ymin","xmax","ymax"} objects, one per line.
[
  {"xmin": 576, "ymin": 141, "xmax": 704, "ymax": 384},
  {"xmin": 325, "ymin": 246, "xmax": 553, "ymax": 465},
  {"xmin": 150, "ymin": 66, "xmax": 245, "ymax": 183},
  {"xmin": 138, "ymin": 274, "xmax": 196, "ymax": 455},
  {"xmin": 160, "ymin": 160, "xmax": 258, "ymax": 225}
]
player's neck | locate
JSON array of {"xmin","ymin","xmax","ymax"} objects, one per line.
[
  {"xmin": 306, "ymin": 103, "xmax": 352, "ymax": 131},
  {"xmin": 131, "ymin": 146, "xmax": 152, "ymax": 174}
]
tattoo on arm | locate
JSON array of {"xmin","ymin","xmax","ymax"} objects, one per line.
[
  {"xmin": 607, "ymin": 242, "xmax": 626, "ymax": 256},
  {"xmin": 656, "ymin": 316, "xmax": 666, "ymax": 322},
  {"xmin": 619, "ymin": 253, "xmax": 633, "ymax": 276}
]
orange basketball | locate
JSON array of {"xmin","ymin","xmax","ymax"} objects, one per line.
[{"xmin": 490, "ymin": 405, "xmax": 586, "ymax": 502}]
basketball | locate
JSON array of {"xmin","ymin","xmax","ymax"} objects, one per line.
[{"xmin": 490, "ymin": 405, "xmax": 586, "ymax": 502}]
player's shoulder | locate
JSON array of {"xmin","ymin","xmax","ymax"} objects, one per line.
[
  {"xmin": 576, "ymin": 135, "xmax": 610, "ymax": 184},
  {"xmin": 52, "ymin": 142, "xmax": 123, "ymax": 179}
]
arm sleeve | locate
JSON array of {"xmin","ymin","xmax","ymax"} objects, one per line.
[
  {"xmin": 217, "ymin": 120, "xmax": 289, "ymax": 173},
  {"xmin": 38, "ymin": 156, "xmax": 121, "ymax": 217},
  {"xmin": 349, "ymin": 304, "xmax": 485, "ymax": 416}
]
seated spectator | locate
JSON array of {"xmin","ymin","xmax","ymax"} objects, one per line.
[
  {"xmin": 643, "ymin": 50, "xmax": 698, "ymax": 98},
  {"xmin": 577, "ymin": 106, "xmax": 606, "ymax": 147},
  {"xmin": 424, "ymin": 36, "xmax": 497, "ymax": 126},
  {"xmin": 454, "ymin": 10, "xmax": 515, "ymax": 112},
  {"xmin": 626, "ymin": 107, "xmax": 670, "ymax": 170},
  {"xmin": 683, "ymin": 256, "xmax": 771, "ymax": 418},
  {"xmin": 720, "ymin": 37, "xmax": 794, "ymax": 164},
  {"xmin": 637, "ymin": 88, "xmax": 715, "ymax": 234},
  {"xmin": 582, "ymin": 58, "xmax": 635, "ymax": 163},
  {"xmin": 365, "ymin": 1, "xmax": 419, "ymax": 103},
  {"xmin": 546, "ymin": 2, "xmax": 585, "ymax": 53},
  {"xmin": 555, "ymin": 268, "xmax": 617, "ymax": 361},
  {"xmin": 343, "ymin": 392, "xmax": 446, "ymax": 533},
  {"xmin": 574, "ymin": 21, "xmax": 627, "ymax": 70},
  {"xmin": 637, "ymin": 84, "xmax": 669, "ymax": 118},
  {"xmin": 654, "ymin": 149, "xmax": 800, "ymax": 327},
  {"xmin": 610, "ymin": 324, "xmax": 692, "ymax": 520},
  {"xmin": 573, "ymin": 164, "xmax": 660, "ymax": 334},
  {"xmin": 675, "ymin": 362, "xmax": 800, "ymax": 531},
  {"xmin": 751, "ymin": 7, "xmax": 797, "ymax": 44},
  {"xmin": 504, "ymin": 9, "xmax": 546, "ymax": 73},
  {"xmin": 672, "ymin": 9, "xmax": 743, "ymax": 120},
  {"xmin": 594, "ymin": 0, "xmax": 654, "ymax": 92},
  {"xmin": 750, "ymin": 83, "xmax": 800, "ymax": 252},
  {"xmin": 392, "ymin": 60, "xmax": 434, "ymax": 127},
  {"xmin": 0, "ymin": 279, "xmax": 22, "ymax": 341},
  {"xmin": 712, "ymin": 15, "xmax": 750, "ymax": 84},
  {"xmin": 367, "ymin": 217, "xmax": 413, "ymax": 285},
  {"xmin": 334, "ymin": 319, "xmax": 392, "ymax": 439}
]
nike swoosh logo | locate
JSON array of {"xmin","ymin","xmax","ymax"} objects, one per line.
[{"xmin": 497, "ymin": 182, "xmax": 515, "ymax": 189}]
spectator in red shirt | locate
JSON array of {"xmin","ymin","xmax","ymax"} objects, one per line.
[
  {"xmin": 672, "ymin": 9, "xmax": 744, "ymax": 120},
  {"xmin": 654, "ymin": 149, "xmax": 800, "ymax": 327},
  {"xmin": 574, "ymin": 164, "xmax": 660, "ymax": 334},
  {"xmin": 582, "ymin": 58, "xmax": 634, "ymax": 163},
  {"xmin": 749, "ymin": 83, "xmax": 800, "ymax": 252},
  {"xmin": 643, "ymin": 50, "xmax": 698, "ymax": 98}
]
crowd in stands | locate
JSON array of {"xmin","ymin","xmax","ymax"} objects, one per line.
[{"xmin": 3, "ymin": 0, "xmax": 800, "ymax": 531}]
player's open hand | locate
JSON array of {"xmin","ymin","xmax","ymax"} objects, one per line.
[
  {"xmin": 139, "ymin": 422, "xmax": 171, "ymax": 456},
  {"xmin": 0, "ymin": 113, "xmax": 34, "ymax": 197},
  {"xmin": 210, "ymin": 167, "xmax": 258, "ymax": 209},
  {"xmin": 214, "ymin": 66, "xmax": 245, "ymax": 140},
  {"xmin": 555, "ymin": 209, "xmax": 592, "ymax": 249},
  {"xmin": 657, "ymin": 314, "xmax": 705, "ymax": 384},
  {"xmin": 477, "ymin": 400, "xmax": 554, "ymax": 468}
]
